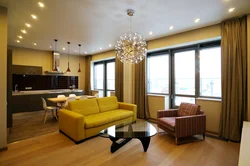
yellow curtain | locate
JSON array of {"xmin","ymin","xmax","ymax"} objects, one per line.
[
  {"xmin": 219, "ymin": 16, "xmax": 247, "ymax": 142},
  {"xmin": 134, "ymin": 58, "xmax": 150, "ymax": 119},
  {"xmin": 115, "ymin": 57, "xmax": 124, "ymax": 102},
  {"xmin": 84, "ymin": 55, "xmax": 92, "ymax": 95}
]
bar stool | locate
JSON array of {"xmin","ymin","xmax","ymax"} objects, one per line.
[{"xmin": 41, "ymin": 98, "xmax": 58, "ymax": 124}]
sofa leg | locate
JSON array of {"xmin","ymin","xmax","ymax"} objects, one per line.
[
  {"xmin": 203, "ymin": 134, "xmax": 205, "ymax": 140},
  {"xmin": 175, "ymin": 138, "xmax": 178, "ymax": 145}
]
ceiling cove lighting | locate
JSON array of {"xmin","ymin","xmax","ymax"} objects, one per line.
[
  {"xmin": 38, "ymin": 2, "xmax": 45, "ymax": 8},
  {"xmin": 31, "ymin": 14, "xmax": 37, "ymax": 19},
  {"xmin": 78, "ymin": 44, "xmax": 81, "ymax": 73},
  {"xmin": 25, "ymin": 23, "xmax": 31, "ymax": 28},
  {"xmin": 195, "ymin": 18, "xmax": 200, "ymax": 23},
  {"xmin": 169, "ymin": 26, "xmax": 174, "ymax": 30},
  {"xmin": 66, "ymin": 42, "xmax": 71, "ymax": 73},
  {"xmin": 21, "ymin": 29, "xmax": 27, "ymax": 34},
  {"xmin": 18, "ymin": 35, "xmax": 23, "ymax": 39},
  {"xmin": 115, "ymin": 9, "xmax": 147, "ymax": 64},
  {"xmin": 229, "ymin": 8, "xmax": 235, "ymax": 12}
]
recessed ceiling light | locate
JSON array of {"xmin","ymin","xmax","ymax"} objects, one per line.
[
  {"xmin": 194, "ymin": 18, "xmax": 200, "ymax": 23},
  {"xmin": 38, "ymin": 2, "xmax": 45, "ymax": 8},
  {"xmin": 109, "ymin": 44, "xmax": 112, "ymax": 47},
  {"xmin": 85, "ymin": 52, "xmax": 87, "ymax": 54},
  {"xmin": 17, "ymin": 35, "xmax": 23, "ymax": 39},
  {"xmin": 33, "ymin": 43, "xmax": 37, "ymax": 46},
  {"xmin": 21, "ymin": 29, "xmax": 27, "ymax": 34},
  {"xmin": 169, "ymin": 26, "xmax": 174, "ymax": 30},
  {"xmin": 149, "ymin": 31, "xmax": 153, "ymax": 35},
  {"xmin": 100, "ymin": 47, "xmax": 102, "ymax": 50},
  {"xmin": 50, "ymin": 46, "xmax": 52, "ymax": 48},
  {"xmin": 62, "ymin": 47, "xmax": 65, "ymax": 50},
  {"xmin": 31, "ymin": 14, "xmax": 37, "ymax": 19},
  {"xmin": 74, "ymin": 50, "xmax": 77, "ymax": 52},
  {"xmin": 16, "ymin": 40, "xmax": 20, "ymax": 43},
  {"xmin": 229, "ymin": 8, "xmax": 235, "ymax": 12},
  {"xmin": 25, "ymin": 23, "xmax": 31, "ymax": 28}
]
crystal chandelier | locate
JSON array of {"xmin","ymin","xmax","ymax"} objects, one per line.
[{"xmin": 115, "ymin": 9, "xmax": 147, "ymax": 64}]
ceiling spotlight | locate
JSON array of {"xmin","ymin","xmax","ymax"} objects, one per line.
[
  {"xmin": 38, "ymin": 2, "xmax": 45, "ymax": 8},
  {"xmin": 109, "ymin": 44, "xmax": 112, "ymax": 47},
  {"xmin": 49, "ymin": 46, "xmax": 52, "ymax": 48},
  {"xmin": 21, "ymin": 29, "xmax": 27, "ymax": 34},
  {"xmin": 169, "ymin": 26, "xmax": 174, "ymax": 30},
  {"xmin": 31, "ymin": 14, "xmax": 37, "ymax": 19},
  {"xmin": 100, "ymin": 47, "xmax": 102, "ymax": 50},
  {"xmin": 74, "ymin": 50, "xmax": 77, "ymax": 52},
  {"xmin": 62, "ymin": 47, "xmax": 66, "ymax": 50},
  {"xmin": 25, "ymin": 23, "xmax": 31, "ymax": 28},
  {"xmin": 18, "ymin": 35, "xmax": 23, "ymax": 39},
  {"xmin": 149, "ymin": 31, "xmax": 153, "ymax": 35},
  {"xmin": 33, "ymin": 43, "xmax": 37, "ymax": 46},
  {"xmin": 194, "ymin": 18, "xmax": 200, "ymax": 23},
  {"xmin": 16, "ymin": 40, "xmax": 20, "ymax": 43},
  {"xmin": 229, "ymin": 8, "xmax": 235, "ymax": 12},
  {"xmin": 85, "ymin": 52, "xmax": 87, "ymax": 54}
]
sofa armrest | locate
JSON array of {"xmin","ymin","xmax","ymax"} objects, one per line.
[
  {"xmin": 59, "ymin": 109, "xmax": 85, "ymax": 142},
  {"xmin": 157, "ymin": 109, "xmax": 178, "ymax": 118},
  {"xmin": 118, "ymin": 102, "xmax": 137, "ymax": 122},
  {"xmin": 175, "ymin": 114, "xmax": 206, "ymax": 138}
]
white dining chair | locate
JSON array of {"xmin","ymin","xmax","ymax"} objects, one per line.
[
  {"xmin": 57, "ymin": 95, "xmax": 66, "ymax": 108},
  {"xmin": 41, "ymin": 97, "xmax": 58, "ymax": 124},
  {"xmin": 62, "ymin": 97, "xmax": 75, "ymax": 108},
  {"xmin": 94, "ymin": 93, "xmax": 99, "ymax": 98},
  {"xmin": 80, "ymin": 95, "xmax": 88, "ymax": 100},
  {"xmin": 69, "ymin": 94, "xmax": 76, "ymax": 98}
]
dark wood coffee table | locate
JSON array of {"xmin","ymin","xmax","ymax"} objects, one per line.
[{"xmin": 99, "ymin": 121, "xmax": 157, "ymax": 153}]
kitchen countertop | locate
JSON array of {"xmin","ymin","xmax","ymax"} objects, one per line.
[{"xmin": 12, "ymin": 89, "xmax": 84, "ymax": 96}]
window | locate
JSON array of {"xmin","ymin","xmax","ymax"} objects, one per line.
[
  {"xmin": 147, "ymin": 54, "xmax": 169, "ymax": 94},
  {"xmin": 147, "ymin": 41, "xmax": 221, "ymax": 108},
  {"xmin": 93, "ymin": 59, "xmax": 115, "ymax": 97}
]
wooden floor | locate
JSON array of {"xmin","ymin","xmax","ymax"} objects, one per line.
[
  {"xmin": 0, "ymin": 125, "xmax": 240, "ymax": 166},
  {"xmin": 8, "ymin": 110, "xmax": 58, "ymax": 143}
]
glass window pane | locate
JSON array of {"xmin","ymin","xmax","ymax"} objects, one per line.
[
  {"xmin": 147, "ymin": 54, "xmax": 169, "ymax": 93},
  {"xmin": 94, "ymin": 64, "xmax": 104, "ymax": 90},
  {"xmin": 174, "ymin": 96, "xmax": 195, "ymax": 106},
  {"xmin": 107, "ymin": 62, "xmax": 115, "ymax": 90},
  {"xmin": 174, "ymin": 50, "xmax": 195, "ymax": 95},
  {"xmin": 200, "ymin": 47, "xmax": 221, "ymax": 97}
]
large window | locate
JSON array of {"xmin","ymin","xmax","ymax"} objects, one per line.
[
  {"xmin": 93, "ymin": 59, "xmax": 115, "ymax": 97},
  {"xmin": 147, "ymin": 41, "xmax": 221, "ymax": 108}
]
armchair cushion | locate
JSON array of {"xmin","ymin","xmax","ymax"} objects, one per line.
[
  {"xmin": 158, "ymin": 117, "xmax": 176, "ymax": 131},
  {"xmin": 178, "ymin": 103, "xmax": 200, "ymax": 116}
]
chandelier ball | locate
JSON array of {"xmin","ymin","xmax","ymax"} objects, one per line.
[{"xmin": 115, "ymin": 32, "xmax": 147, "ymax": 64}]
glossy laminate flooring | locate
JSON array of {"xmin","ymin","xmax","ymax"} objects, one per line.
[
  {"xmin": 1, "ymin": 120, "xmax": 240, "ymax": 166},
  {"xmin": 8, "ymin": 110, "xmax": 58, "ymax": 143}
]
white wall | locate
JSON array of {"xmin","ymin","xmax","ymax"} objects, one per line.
[{"xmin": 0, "ymin": 6, "xmax": 7, "ymax": 150}]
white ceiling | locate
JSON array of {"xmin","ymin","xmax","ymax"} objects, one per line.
[{"xmin": 1, "ymin": 0, "xmax": 250, "ymax": 56}]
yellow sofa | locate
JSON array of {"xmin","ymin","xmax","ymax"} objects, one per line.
[{"xmin": 59, "ymin": 96, "xmax": 137, "ymax": 143}]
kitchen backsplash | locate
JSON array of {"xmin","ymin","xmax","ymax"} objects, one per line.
[{"xmin": 12, "ymin": 74, "xmax": 78, "ymax": 91}]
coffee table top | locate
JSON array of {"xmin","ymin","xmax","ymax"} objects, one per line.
[{"xmin": 99, "ymin": 121, "xmax": 157, "ymax": 139}]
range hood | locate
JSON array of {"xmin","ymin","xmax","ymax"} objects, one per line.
[{"xmin": 45, "ymin": 52, "xmax": 64, "ymax": 74}]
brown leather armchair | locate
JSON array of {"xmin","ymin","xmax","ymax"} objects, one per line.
[{"xmin": 157, "ymin": 103, "xmax": 206, "ymax": 145}]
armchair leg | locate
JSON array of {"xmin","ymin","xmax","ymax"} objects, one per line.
[{"xmin": 175, "ymin": 138, "xmax": 178, "ymax": 145}]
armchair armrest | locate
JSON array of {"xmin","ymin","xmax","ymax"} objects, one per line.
[
  {"xmin": 59, "ymin": 109, "xmax": 85, "ymax": 141},
  {"xmin": 175, "ymin": 114, "xmax": 206, "ymax": 138},
  {"xmin": 118, "ymin": 102, "xmax": 137, "ymax": 122},
  {"xmin": 157, "ymin": 109, "xmax": 178, "ymax": 118}
]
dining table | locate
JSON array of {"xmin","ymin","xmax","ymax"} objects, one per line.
[{"xmin": 47, "ymin": 95, "xmax": 95, "ymax": 103}]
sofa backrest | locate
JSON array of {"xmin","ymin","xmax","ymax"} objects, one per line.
[
  {"xmin": 178, "ymin": 102, "xmax": 200, "ymax": 116},
  {"xmin": 67, "ymin": 98, "xmax": 100, "ymax": 116},
  {"xmin": 96, "ymin": 96, "xmax": 119, "ymax": 112}
]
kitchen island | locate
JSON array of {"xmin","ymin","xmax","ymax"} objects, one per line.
[{"xmin": 12, "ymin": 89, "xmax": 84, "ymax": 113}]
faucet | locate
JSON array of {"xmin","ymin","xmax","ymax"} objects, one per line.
[{"xmin": 15, "ymin": 84, "xmax": 18, "ymax": 92}]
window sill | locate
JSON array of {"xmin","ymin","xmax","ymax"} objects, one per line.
[{"xmin": 196, "ymin": 97, "xmax": 221, "ymax": 102}]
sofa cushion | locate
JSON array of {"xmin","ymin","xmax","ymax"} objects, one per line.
[
  {"xmin": 96, "ymin": 96, "xmax": 119, "ymax": 112},
  {"xmin": 84, "ymin": 109, "xmax": 133, "ymax": 129},
  {"xmin": 68, "ymin": 99, "xmax": 99, "ymax": 116},
  {"xmin": 158, "ymin": 117, "xmax": 176, "ymax": 132},
  {"xmin": 178, "ymin": 103, "xmax": 200, "ymax": 117}
]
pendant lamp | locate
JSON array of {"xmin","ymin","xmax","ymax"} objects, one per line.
[
  {"xmin": 66, "ymin": 42, "xmax": 71, "ymax": 73},
  {"xmin": 78, "ymin": 44, "xmax": 81, "ymax": 72},
  {"xmin": 53, "ymin": 39, "xmax": 58, "ymax": 71}
]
